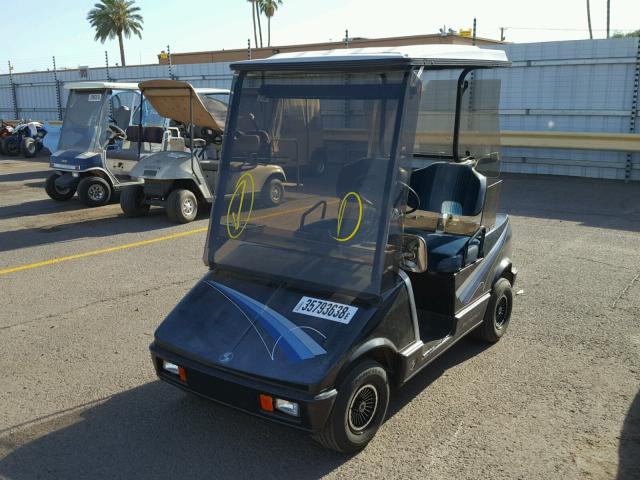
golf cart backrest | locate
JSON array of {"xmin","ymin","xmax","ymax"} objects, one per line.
[
  {"xmin": 408, "ymin": 162, "xmax": 486, "ymax": 217},
  {"xmin": 113, "ymin": 106, "xmax": 131, "ymax": 130}
]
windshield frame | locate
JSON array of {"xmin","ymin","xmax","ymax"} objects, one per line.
[{"xmin": 205, "ymin": 69, "xmax": 413, "ymax": 298}]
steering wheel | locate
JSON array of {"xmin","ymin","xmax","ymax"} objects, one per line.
[
  {"xmin": 396, "ymin": 181, "xmax": 420, "ymax": 215},
  {"xmin": 107, "ymin": 124, "xmax": 126, "ymax": 141}
]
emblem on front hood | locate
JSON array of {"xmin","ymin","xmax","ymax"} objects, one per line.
[
  {"xmin": 204, "ymin": 281, "xmax": 327, "ymax": 363},
  {"xmin": 219, "ymin": 351, "xmax": 234, "ymax": 363}
]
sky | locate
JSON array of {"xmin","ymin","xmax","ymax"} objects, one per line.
[{"xmin": 1, "ymin": 0, "xmax": 638, "ymax": 74}]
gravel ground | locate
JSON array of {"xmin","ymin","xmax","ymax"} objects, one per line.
[{"xmin": 0, "ymin": 155, "xmax": 638, "ymax": 479}]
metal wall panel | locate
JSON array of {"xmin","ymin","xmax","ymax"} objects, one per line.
[{"xmin": 1, "ymin": 39, "xmax": 638, "ymax": 180}]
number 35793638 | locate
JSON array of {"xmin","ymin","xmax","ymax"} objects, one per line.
[{"xmin": 292, "ymin": 296, "xmax": 358, "ymax": 324}]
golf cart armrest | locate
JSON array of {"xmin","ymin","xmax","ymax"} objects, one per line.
[{"xmin": 462, "ymin": 226, "xmax": 485, "ymax": 264}]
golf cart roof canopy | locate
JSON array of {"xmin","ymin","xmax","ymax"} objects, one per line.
[
  {"xmin": 64, "ymin": 81, "xmax": 140, "ymax": 91},
  {"xmin": 138, "ymin": 79, "xmax": 228, "ymax": 131},
  {"xmin": 231, "ymin": 44, "xmax": 510, "ymax": 71}
]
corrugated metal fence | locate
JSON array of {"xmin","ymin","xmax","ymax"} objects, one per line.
[{"xmin": 1, "ymin": 38, "xmax": 639, "ymax": 181}]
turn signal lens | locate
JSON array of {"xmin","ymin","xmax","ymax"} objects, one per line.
[
  {"xmin": 178, "ymin": 366, "xmax": 187, "ymax": 382},
  {"xmin": 259, "ymin": 394, "xmax": 274, "ymax": 412}
]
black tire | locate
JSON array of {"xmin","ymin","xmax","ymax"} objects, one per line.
[
  {"xmin": 472, "ymin": 278, "xmax": 513, "ymax": 343},
  {"xmin": 4, "ymin": 137, "xmax": 20, "ymax": 156},
  {"xmin": 314, "ymin": 360, "xmax": 389, "ymax": 454},
  {"xmin": 166, "ymin": 189, "xmax": 198, "ymax": 223},
  {"xmin": 308, "ymin": 148, "xmax": 327, "ymax": 176},
  {"xmin": 20, "ymin": 137, "xmax": 37, "ymax": 158},
  {"xmin": 77, "ymin": 176, "xmax": 112, "ymax": 207},
  {"xmin": 45, "ymin": 173, "xmax": 76, "ymax": 201},
  {"xmin": 120, "ymin": 185, "xmax": 150, "ymax": 217},
  {"xmin": 0, "ymin": 137, "xmax": 6, "ymax": 155},
  {"xmin": 260, "ymin": 177, "xmax": 284, "ymax": 207}
]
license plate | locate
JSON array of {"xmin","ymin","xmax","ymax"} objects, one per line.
[{"xmin": 292, "ymin": 296, "xmax": 358, "ymax": 324}]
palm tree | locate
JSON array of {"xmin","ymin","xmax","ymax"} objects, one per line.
[
  {"xmin": 261, "ymin": 0, "xmax": 283, "ymax": 47},
  {"xmin": 87, "ymin": 0, "xmax": 143, "ymax": 67},
  {"xmin": 256, "ymin": 1, "xmax": 264, "ymax": 47},
  {"xmin": 586, "ymin": 0, "xmax": 593, "ymax": 39},
  {"xmin": 248, "ymin": 0, "xmax": 258, "ymax": 48}
]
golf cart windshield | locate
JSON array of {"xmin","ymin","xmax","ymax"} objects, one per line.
[
  {"xmin": 209, "ymin": 70, "xmax": 415, "ymax": 296},
  {"xmin": 57, "ymin": 90, "xmax": 108, "ymax": 151}
]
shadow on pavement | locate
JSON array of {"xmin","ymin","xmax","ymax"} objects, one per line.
[
  {"xmin": 0, "ymin": 170, "xmax": 50, "ymax": 183},
  {"xmin": 0, "ymin": 382, "xmax": 345, "ymax": 480},
  {"xmin": 617, "ymin": 391, "xmax": 640, "ymax": 479},
  {"xmin": 500, "ymin": 174, "xmax": 640, "ymax": 232},
  {"xmin": 0, "ymin": 338, "xmax": 491, "ymax": 480},
  {"xmin": 0, "ymin": 208, "xmax": 192, "ymax": 253}
]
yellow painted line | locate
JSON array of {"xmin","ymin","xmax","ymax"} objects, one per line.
[
  {"xmin": 0, "ymin": 227, "xmax": 208, "ymax": 276},
  {"xmin": 0, "ymin": 200, "xmax": 336, "ymax": 277}
]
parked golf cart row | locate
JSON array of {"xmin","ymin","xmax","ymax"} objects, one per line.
[
  {"xmin": 44, "ymin": 80, "xmax": 286, "ymax": 223},
  {"xmin": 0, "ymin": 120, "xmax": 47, "ymax": 158}
]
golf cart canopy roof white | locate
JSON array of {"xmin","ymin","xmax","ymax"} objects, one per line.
[
  {"xmin": 63, "ymin": 81, "xmax": 140, "ymax": 91},
  {"xmin": 231, "ymin": 44, "xmax": 510, "ymax": 71},
  {"xmin": 138, "ymin": 79, "xmax": 228, "ymax": 131}
]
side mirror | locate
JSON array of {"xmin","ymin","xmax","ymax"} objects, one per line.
[{"xmin": 400, "ymin": 234, "xmax": 428, "ymax": 273}]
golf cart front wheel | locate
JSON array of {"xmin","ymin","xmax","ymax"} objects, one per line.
[
  {"xmin": 77, "ymin": 176, "xmax": 112, "ymax": 207},
  {"xmin": 314, "ymin": 360, "xmax": 389, "ymax": 454},
  {"xmin": 20, "ymin": 137, "xmax": 37, "ymax": 158},
  {"xmin": 261, "ymin": 178, "xmax": 284, "ymax": 207},
  {"xmin": 472, "ymin": 278, "xmax": 513, "ymax": 343},
  {"xmin": 45, "ymin": 173, "xmax": 76, "ymax": 201},
  {"xmin": 167, "ymin": 189, "xmax": 198, "ymax": 223},
  {"xmin": 120, "ymin": 186, "xmax": 150, "ymax": 217}
]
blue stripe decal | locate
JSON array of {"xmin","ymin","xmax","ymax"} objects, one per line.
[{"xmin": 206, "ymin": 281, "xmax": 326, "ymax": 362}]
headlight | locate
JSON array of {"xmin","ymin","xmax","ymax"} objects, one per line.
[{"xmin": 274, "ymin": 398, "xmax": 300, "ymax": 417}]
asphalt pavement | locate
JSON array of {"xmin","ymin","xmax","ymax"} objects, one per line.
[{"xmin": 0, "ymin": 154, "xmax": 638, "ymax": 479}]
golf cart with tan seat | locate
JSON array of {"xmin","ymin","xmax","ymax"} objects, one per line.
[{"xmin": 120, "ymin": 80, "xmax": 286, "ymax": 223}]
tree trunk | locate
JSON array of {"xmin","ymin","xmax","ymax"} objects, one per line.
[
  {"xmin": 257, "ymin": 5, "xmax": 263, "ymax": 47},
  {"xmin": 268, "ymin": 17, "xmax": 271, "ymax": 47},
  {"xmin": 586, "ymin": 0, "xmax": 593, "ymax": 39},
  {"xmin": 118, "ymin": 31, "xmax": 126, "ymax": 66},
  {"xmin": 251, "ymin": 2, "xmax": 258, "ymax": 48}
]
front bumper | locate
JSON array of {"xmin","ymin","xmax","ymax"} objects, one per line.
[{"xmin": 150, "ymin": 342, "xmax": 337, "ymax": 433}]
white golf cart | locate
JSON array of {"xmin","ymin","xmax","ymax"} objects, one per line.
[
  {"xmin": 120, "ymin": 80, "xmax": 287, "ymax": 223},
  {"xmin": 46, "ymin": 81, "xmax": 170, "ymax": 207}
]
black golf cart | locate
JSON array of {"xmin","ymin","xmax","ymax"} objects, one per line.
[{"xmin": 149, "ymin": 45, "xmax": 516, "ymax": 453}]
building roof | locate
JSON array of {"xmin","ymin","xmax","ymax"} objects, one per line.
[{"xmin": 230, "ymin": 44, "xmax": 510, "ymax": 71}]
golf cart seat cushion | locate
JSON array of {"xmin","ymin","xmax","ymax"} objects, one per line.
[
  {"xmin": 144, "ymin": 127, "xmax": 164, "ymax": 144},
  {"xmin": 406, "ymin": 230, "xmax": 480, "ymax": 273},
  {"xmin": 125, "ymin": 126, "xmax": 143, "ymax": 142},
  {"xmin": 409, "ymin": 162, "xmax": 487, "ymax": 216}
]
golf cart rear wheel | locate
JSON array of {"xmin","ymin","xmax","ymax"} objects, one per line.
[
  {"xmin": 45, "ymin": 173, "xmax": 76, "ymax": 201},
  {"xmin": 167, "ymin": 189, "xmax": 198, "ymax": 223},
  {"xmin": 120, "ymin": 186, "xmax": 150, "ymax": 217},
  {"xmin": 20, "ymin": 137, "xmax": 37, "ymax": 158},
  {"xmin": 472, "ymin": 278, "xmax": 513, "ymax": 343},
  {"xmin": 314, "ymin": 360, "xmax": 389, "ymax": 454},
  {"xmin": 77, "ymin": 176, "xmax": 112, "ymax": 207},
  {"xmin": 0, "ymin": 138, "xmax": 6, "ymax": 155},
  {"xmin": 261, "ymin": 178, "xmax": 284, "ymax": 207},
  {"xmin": 3, "ymin": 137, "xmax": 20, "ymax": 156}
]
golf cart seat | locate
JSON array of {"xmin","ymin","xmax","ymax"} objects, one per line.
[
  {"xmin": 107, "ymin": 126, "xmax": 159, "ymax": 161},
  {"xmin": 406, "ymin": 162, "xmax": 487, "ymax": 273}
]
